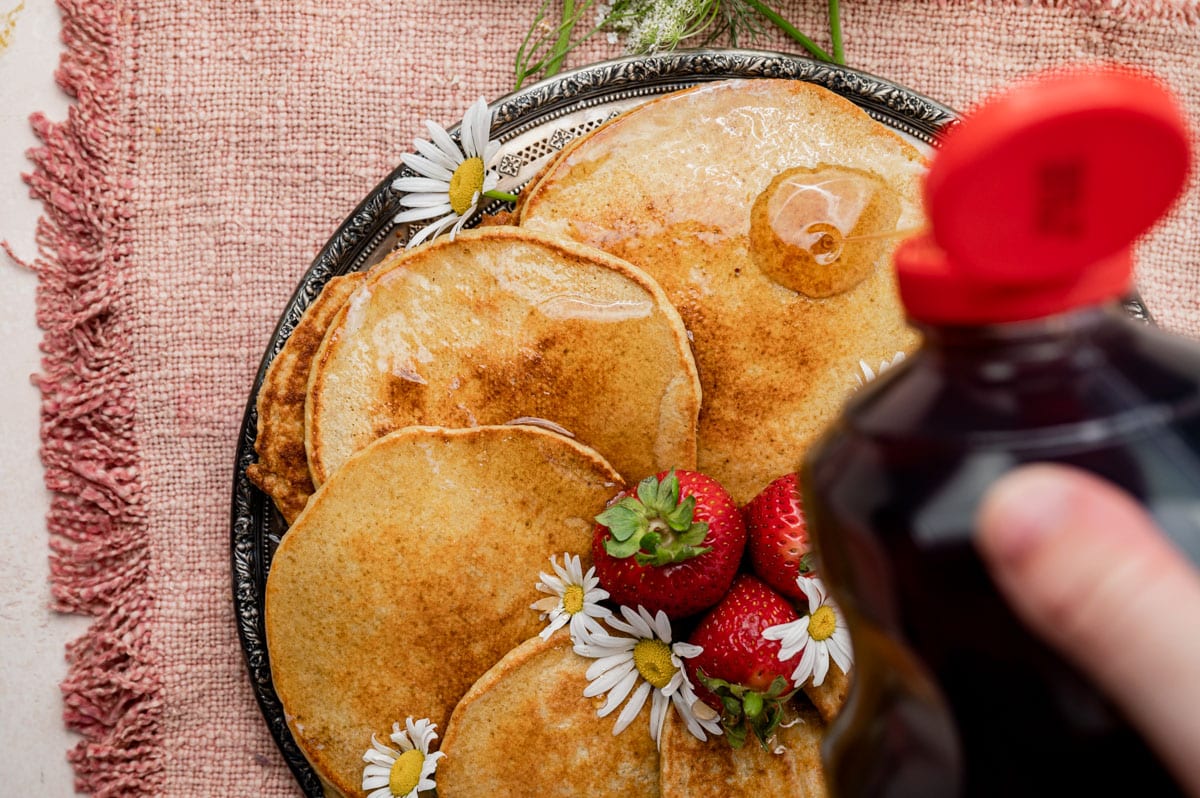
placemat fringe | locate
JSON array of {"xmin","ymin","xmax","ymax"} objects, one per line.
[{"xmin": 24, "ymin": 0, "xmax": 162, "ymax": 794}]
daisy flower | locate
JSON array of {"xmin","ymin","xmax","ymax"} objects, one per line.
[
  {"xmin": 762, "ymin": 575, "xmax": 853, "ymax": 688},
  {"xmin": 391, "ymin": 97, "xmax": 518, "ymax": 248},
  {"xmin": 855, "ymin": 350, "xmax": 906, "ymax": 388},
  {"xmin": 531, "ymin": 553, "xmax": 613, "ymax": 643},
  {"xmin": 361, "ymin": 717, "xmax": 445, "ymax": 798},
  {"xmin": 574, "ymin": 604, "xmax": 722, "ymax": 747}
]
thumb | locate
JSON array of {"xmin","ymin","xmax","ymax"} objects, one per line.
[{"xmin": 976, "ymin": 463, "xmax": 1200, "ymax": 796}]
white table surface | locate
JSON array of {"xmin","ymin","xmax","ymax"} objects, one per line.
[{"xmin": 1, "ymin": 0, "xmax": 92, "ymax": 793}]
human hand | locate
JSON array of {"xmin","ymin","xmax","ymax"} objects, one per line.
[{"xmin": 976, "ymin": 464, "xmax": 1200, "ymax": 797}]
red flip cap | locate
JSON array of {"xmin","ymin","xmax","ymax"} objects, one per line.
[{"xmin": 896, "ymin": 66, "xmax": 1192, "ymax": 325}]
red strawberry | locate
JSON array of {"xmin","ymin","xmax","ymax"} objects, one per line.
[
  {"xmin": 686, "ymin": 573, "xmax": 802, "ymax": 749},
  {"xmin": 744, "ymin": 472, "xmax": 814, "ymax": 601},
  {"xmin": 592, "ymin": 469, "xmax": 745, "ymax": 619}
]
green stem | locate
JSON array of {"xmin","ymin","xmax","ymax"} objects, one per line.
[
  {"xmin": 745, "ymin": 0, "xmax": 834, "ymax": 63},
  {"xmin": 544, "ymin": 0, "xmax": 576, "ymax": 79},
  {"xmin": 828, "ymin": 0, "xmax": 844, "ymax": 64},
  {"xmin": 483, "ymin": 189, "xmax": 520, "ymax": 203}
]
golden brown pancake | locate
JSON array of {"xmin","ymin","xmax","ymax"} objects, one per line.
[
  {"xmin": 246, "ymin": 271, "xmax": 365, "ymax": 523},
  {"xmin": 520, "ymin": 78, "xmax": 926, "ymax": 503},
  {"xmin": 804, "ymin": 666, "xmax": 851, "ymax": 725},
  {"xmin": 439, "ymin": 632, "xmax": 661, "ymax": 796},
  {"xmin": 659, "ymin": 700, "xmax": 828, "ymax": 797},
  {"xmin": 305, "ymin": 225, "xmax": 701, "ymax": 487},
  {"xmin": 264, "ymin": 424, "xmax": 624, "ymax": 798}
]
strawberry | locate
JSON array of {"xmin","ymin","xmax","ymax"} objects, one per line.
[
  {"xmin": 592, "ymin": 469, "xmax": 745, "ymax": 619},
  {"xmin": 686, "ymin": 573, "xmax": 803, "ymax": 749},
  {"xmin": 744, "ymin": 472, "xmax": 815, "ymax": 601}
]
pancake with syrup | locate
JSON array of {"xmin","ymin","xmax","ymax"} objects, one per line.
[
  {"xmin": 304, "ymin": 225, "xmax": 701, "ymax": 487},
  {"xmin": 264, "ymin": 424, "xmax": 624, "ymax": 798},
  {"xmin": 246, "ymin": 271, "xmax": 365, "ymax": 524},
  {"xmin": 519, "ymin": 78, "xmax": 926, "ymax": 503},
  {"xmin": 439, "ymin": 632, "xmax": 661, "ymax": 796}
]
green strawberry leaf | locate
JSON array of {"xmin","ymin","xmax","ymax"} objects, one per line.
[
  {"xmin": 603, "ymin": 535, "xmax": 643, "ymax": 559},
  {"xmin": 665, "ymin": 495, "xmax": 696, "ymax": 531},
  {"xmin": 595, "ymin": 500, "xmax": 646, "ymax": 542},
  {"xmin": 799, "ymin": 552, "xmax": 815, "ymax": 574}
]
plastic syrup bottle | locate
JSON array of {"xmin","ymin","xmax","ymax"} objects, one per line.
[{"xmin": 803, "ymin": 67, "xmax": 1198, "ymax": 797}]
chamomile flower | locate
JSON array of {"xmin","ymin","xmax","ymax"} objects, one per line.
[
  {"xmin": 574, "ymin": 604, "xmax": 722, "ymax": 747},
  {"xmin": 361, "ymin": 717, "xmax": 445, "ymax": 798},
  {"xmin": 762, "ymin": 576, "xmax": 853, "ymax": 688},
  {"xmin": 854, "ymin": 350, "xmax": 906, "ymax": 388},
  {"xmin": 391, "ymin": 97, "xmax": 516, "ymax": 248},
  {"xmin": 530, "ymin": 553, "xmax": 613, "ymax": 642}
]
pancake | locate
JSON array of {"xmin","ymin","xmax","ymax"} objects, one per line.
[
  {"xmin": 519, "ymin": 78, "xmax": 926, "ymax": 503},
  {"xmin": 658, "ymin": 700, "xmax": 827, "ymax": 797},
  {"xmin": 247, "ymin": 271, "xmax": 365, "ymax": 523},
  {"xmin": 439, "ymin": 632, "xmax": 661, "ymax": 796},
  {"xmin": 264, "ymin": 424, "xmax": 624, "ymax": 798},
  {"xmin": 305, "ymin": 225, "xmax": 701, "ymax": 487}
]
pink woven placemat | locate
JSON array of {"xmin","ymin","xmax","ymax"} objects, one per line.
[{"xmin": 24, "ymin": 1, "xmax": 1200, "ymax": 795}]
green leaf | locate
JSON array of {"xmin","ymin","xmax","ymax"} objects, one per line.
[
  {"xmin": 678, "ymin": 522, "xmax": 709, "ymax": 547},
  {"xmin": 595, "ymin": 504, "xmax": 645, "ymax": 542},
  {"xmin": 604, "ymin": 535, "xmax": 642, "ymax": 559},
  {"xmin": 636, "ymin": 473, "xmax": 661, "ymax": 508},
  {"xmin": 657, "ymin": 469, "xmax": 681, "ymax": 509},
  {"xmin": 665, "ymin": 495, "xmax": 696, "ymax": 531}
]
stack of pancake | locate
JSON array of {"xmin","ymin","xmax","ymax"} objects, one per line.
[{"xmin": 254, "ymin": 78, "xmax": 927, "ymax": 796}]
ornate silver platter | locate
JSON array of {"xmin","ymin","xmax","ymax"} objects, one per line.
[{"xmin": 229, "ymin": 48, "xmax": 1150, "ymax": 795}]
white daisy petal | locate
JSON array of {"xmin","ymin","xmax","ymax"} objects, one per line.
[
  {"xmin": 394, "ymin": 204, "xmax": 452, "ymax": 225},
  {"xmin": 399, "ymin": 191, "xmax": 456, "ymax": 209},
  {"xmin": 585, "ymin": 659, "xmax": 637, "ymax": 697},
  {"xmin": 406, "ymin": 214, "xmax": 458, "ymax": 248},
  {"xmin": 484, "ymin": 139, "xmax": 501, "ymax": 165},
  {"xmin": 459, "ymin": 104, "xmax": 478, "ymax": 160},
  {"xmin": 413, "ymin": 136, "xmax": 459, "ymax": 171},
  {"xmin": 612, "ymin": 681, "xmax": 652, "ymax": 735},
  {"xmin": 540, "ymin": 613, "xmax": 570, "ymax": 639},
  {"xmin": 367, "ymin": 788, "xmax": 391, "ymax": 798},
  {"xmin": 624, "ymin": 606, "xmax": 654, "ymax": 639},
  {"xmin": 813, "ymin": 644, "xmax": 831, "ymax": 686},
  {"xmin": 650, "ymin": 689, "xmax": 669, "ymax": 744},
  {"xmin": 390, "ymin": 176, "xmax": 452, "ymax": 193},
  {"xmin": 530, "ymin": 596, "xmax": 560, "ymax": 613},
  {"xmin": 793, "ymin": 641, "xmax": 818, "ymax": 685},
  {"xmin": 362, "ymin": 774, "xmax": 389, "ymax": 790},
  {"xmin": 652, "ymin": 609, "xmax": 673, "ymax": 643},
  {"xmin": 598, "ymin": 667, "xmax": 641, "ymax": 717},
  {"xmin": 448, "ymin": 212, "xmax": 474, "ymax": 239},
  {"xmin": 424, "ymin": 120, "xmax": 464, "ymax": 165},
  {"xmin": 400, "ymin": 152, "xmax": 454, "ymax": 181},
  {"xmin": 828, "ymin": 633, "xmax": 853, "ymax": 674},
  {"xmin": 671, "ymin": 641, "xmax": 703, "ymax": 659}
]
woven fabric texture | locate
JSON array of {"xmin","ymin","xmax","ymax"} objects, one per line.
[{"xmin": 24, "ymin": 1, "xmax": 1200, "ymax": 795}]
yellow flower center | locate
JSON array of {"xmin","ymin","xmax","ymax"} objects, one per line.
[
  {"xmin": 388, "ymin": 749, "xmax": 424, "ymax": 796},
  {"xmin": 562, "ymin": 584, "xmax": 585, "ymax": 615},
  {"xmin": 448, "ymin": 156, "xmax": 485, "ymax": 215},
  {"xmin": 809, "ymin": 605, "xmax": 837, "ymax": 642},
  {"xmin": 633, "ymin": 639, "xmax": 677, "ymax": 690}
]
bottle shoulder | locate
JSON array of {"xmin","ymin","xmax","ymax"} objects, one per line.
[{"xmin": 837, "ymin": 314, "xmax": 1200, "ymax": 448}]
